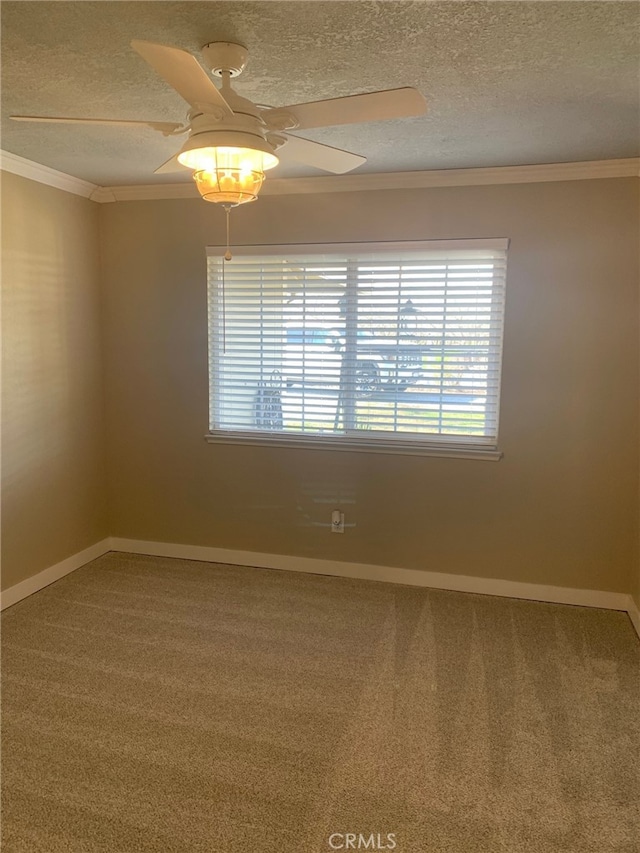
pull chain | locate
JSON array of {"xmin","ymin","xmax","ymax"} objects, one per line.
[
  {"xmin": 224, "ymin": 204, "xmax": 233, "ymax": 262},
  {"xmin": 221, "ymin": 204, "xmax": 233, "ymax": 354}
]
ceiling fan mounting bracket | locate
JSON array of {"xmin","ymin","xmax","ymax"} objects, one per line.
[
  {"xmin": 263, "ymin": 109, "xmax": 299, "ymax": 132},
  {"xmin": 155, "ymin": 122, "xmax": 189, "ymax": 137},
  {"xmin": 265, "ymin": 132, "xmax": 288, "ymax": 151},
  {"xmin": 201, "ymin": 42, "xmax": 248, "ymax": 78},
  {"xmin": 190, "ymin": 104, "xmax": 229, "ymax": 124}
]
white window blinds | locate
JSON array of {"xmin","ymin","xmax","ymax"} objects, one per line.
[{"xmin": 206, "ymin": 240, "xmax": 507, "ymax": 453}]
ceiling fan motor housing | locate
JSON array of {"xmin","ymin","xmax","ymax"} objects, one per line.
[
  {"xmin": 185, "ymin": 111, "xmax": 277, "ymax": 157},
  {"xmin": 177, "ymin": 113, "xmax": 278, "ymax": 177}
]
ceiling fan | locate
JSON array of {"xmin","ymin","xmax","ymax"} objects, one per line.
[{"xmin": 11, "ymin": 39, "xmax": 427, "ymax": 204}]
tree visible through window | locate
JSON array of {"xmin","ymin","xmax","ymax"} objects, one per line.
[{"xmin": 207, "ymin": 240, "xmax": 507, "ymax": 453}]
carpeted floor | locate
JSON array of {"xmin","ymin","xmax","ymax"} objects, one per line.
[{"xmin": 1, "ymin": 553, "xmax": 639, "ymax": 853}]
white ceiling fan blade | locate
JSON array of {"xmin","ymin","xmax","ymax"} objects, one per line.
[
  {"xmin": 279, "ymin": 134, "xmax": 366, "ymax": 174},
  {"xmin": 264, "ymin": 87, "xmax": 426, "ymax": 131},
  {"xmin": 10, "ymin": 115, "xmax": 182, "ymax": 135},
  {"xmin": 131, "ymin": 40, "xmax": 234, "ymax": 115},
  {"xmin": 154, "ymin": 153, "xmax": 188, "ymax": 174}
]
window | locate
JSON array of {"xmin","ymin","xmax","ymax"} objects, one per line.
[{"xmin": 206, "ymin": 239, "xmax": 507, "ymax": 458}]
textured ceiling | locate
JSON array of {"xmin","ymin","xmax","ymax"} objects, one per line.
[{"xmin": 1, "ymin": 1, "xmax": 638, "ymax": 186}]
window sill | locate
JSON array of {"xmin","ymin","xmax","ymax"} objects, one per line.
[{"xmin": 204, "ymin": 431, "xmax": 503, "ymax": 461}]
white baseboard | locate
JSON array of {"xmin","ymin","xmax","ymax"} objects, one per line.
[
  {"xmin": 0, "ymin": 539, "xmax": 112, "ymax": 611},
  {"xmin": 109, "ymin": 537, "xmax": 634, "ymax": 616},
  {"xmin": 627, "ymin": 598, "xmax": 640, "ymax": 642},
  {"xmin": 3, "ymin": 536, "xmax": 638, "ymax": 642}
]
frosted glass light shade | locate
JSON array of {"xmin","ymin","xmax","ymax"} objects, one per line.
[
  {"xmin": 179, "ymin": 145, "xmax": 279, "ymax": 205},
  {"xmin": 193, "ymin": 167, "xmax": 264, "ymax": 205}
]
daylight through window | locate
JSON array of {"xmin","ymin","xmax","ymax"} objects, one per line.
[{"xmin": 206, "ymin": 240, "xmax": 507, "ymax": 455}]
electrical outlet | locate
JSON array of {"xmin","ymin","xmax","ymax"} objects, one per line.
[{"xmin": 331, "ymin": 510, "xmax": 345, "ymax": 534}]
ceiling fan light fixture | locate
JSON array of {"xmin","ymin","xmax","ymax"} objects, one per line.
[
  {"xmin": 192, "ymin": 166, "xmax": 264, "ymax": 205},
  {"xmin": 177, "ymin": 131, "xmax": 278, "ymax": 205}
]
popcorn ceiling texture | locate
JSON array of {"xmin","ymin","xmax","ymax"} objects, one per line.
[
  {"xmin": 1, "ymin": 1, "xmax": 638, "ymax": 185},
  {"xmin": 1, "ymin": 552, "xmax": 639, "ymax": 852}
]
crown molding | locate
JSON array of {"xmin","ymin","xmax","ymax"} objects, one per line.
[
  {"xmin": 263, "ymin": 157, "xmax": 640, "ymax": 195},
  {"xmin": 96, "ymin": 158, "xmax": 640, "ymax": 202},
  {"xmin": 2, "ymin": 150, "xmax": 638, "ymax": 203},
  {"xmin": 0, "ymin": 149, "xmax": 98, "ymax": 199},
  {"xmin": 96, "ymin": 182, "xmax": 199, "ymax": 202},
  {"xmin": 88, "ymin": 186, "xmax": 120, "ymax": 203}
]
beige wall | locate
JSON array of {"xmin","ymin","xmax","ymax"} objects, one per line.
[
  {"xmin": 1, "ymin": 172, "xmax": 108, "ymax": 590},
  {"xmin": 99, "ymin": 177, "xmax": 639, "ymax": 594},
  {"xmin": 635, "ymin": 180, "xmax": 640, "ymax": 615}
]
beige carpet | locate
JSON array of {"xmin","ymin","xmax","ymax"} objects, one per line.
[{"xmin": 1, "ymin": 552, "xmax": 639, "ymax": 853}]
